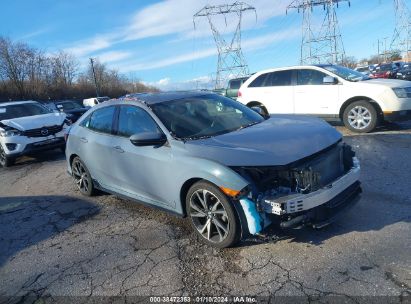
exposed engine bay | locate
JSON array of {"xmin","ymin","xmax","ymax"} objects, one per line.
[{"xmin": 232, "ymin": 142, "xmax": 361, "ymax": 233}]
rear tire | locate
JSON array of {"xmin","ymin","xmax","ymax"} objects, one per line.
[
  {"xmin": 343, "ymin": 101, "xmax": 378, "ymax": 133},
  {"xmin": 186, "ymin": 181, "xmax": 241, "ymax": 248},
  {"xmin": 0, "ymin": 145, "xmax": 15, "ymax": 168},
  {"xmin": 71, "ymin": 156, "xmax": 95, "ymax": 196}
]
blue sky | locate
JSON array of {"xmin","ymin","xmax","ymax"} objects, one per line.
[{"xmin": 0, "ymin": 0, "xmax": 396, "ymax": 90}]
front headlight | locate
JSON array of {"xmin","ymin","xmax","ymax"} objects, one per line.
[
  {"xmin": 393, "ymin": 88, "xmax": 408, "ymax": 98},
  {"xmin": 0, "ymin": 129, "xmax": 21, "ymax": 137}
]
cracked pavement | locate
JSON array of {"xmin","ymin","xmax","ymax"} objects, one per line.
[{"xmin": 0, "ymin": 122, "xmax": 410, "ymax": 303}]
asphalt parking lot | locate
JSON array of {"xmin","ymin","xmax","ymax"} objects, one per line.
[{"xmin": 0, "ymin": 122, "xmax": 410, "ymax": 303}]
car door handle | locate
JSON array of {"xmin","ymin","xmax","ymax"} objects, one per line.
[
  {"xmin": 113, "ymin": 146, "xmax": 124, "ymax": 153},
  {"xmin": 80, "ymin": 137, "xmax": 88, "ymax": 143}
]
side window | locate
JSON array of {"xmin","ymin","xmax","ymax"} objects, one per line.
[
  {"xmin": 248, "ymin": 73, "xmax": 268, "ymax": 87},
  {"xmin": 297, "ymin": 69, "xmax": 328, "ymax": 85},
  {"xmin": 117, "ymin": 106, "xmax": 161, "ymax": 137},
  {"xmin": 229, "ymin": 80, "xmax": 241, "ymax": 89},
  {"xmin": 86, "ymin": 106, "xmax": 115, "ymax": 134},
  {"xmin": 265, "ymin": 70, "xmax": 292, "ymax": 86}
]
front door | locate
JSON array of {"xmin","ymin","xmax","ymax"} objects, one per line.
[
  {"xmin": 109, "ymin": 105, "xmax": 174, "ymax": 207},
  {"xmin": 293, "ymin": 68, "xmax": 339, "ymax": 116}
]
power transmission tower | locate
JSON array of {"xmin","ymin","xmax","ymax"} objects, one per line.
[
  {"xmin": 287, "ymin": 0, "xmax": 350, "ymax": 65},
  {"xmin": 194, "ymin": 2, "xmax": 256, "ymax": 89},
  {"xmin": 391, "ymin": 0, "xmax": 411, "ymax": 61}
]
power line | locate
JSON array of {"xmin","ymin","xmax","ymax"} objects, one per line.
[
  {"xmin": 193, "ymin": 1, "xmax": 256, "ymax": 89},
  {"xmin": 287, "ymin": 0, "xmax": 350, "ymax": 65}
]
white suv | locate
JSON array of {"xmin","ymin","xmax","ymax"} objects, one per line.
[
  {"xmin": 237, "ymin": 64, "xmax": 411, "ymax": 132},
  {"xmin": 0, "ymin": 101, "xmax": 69, "ymax": 167}
]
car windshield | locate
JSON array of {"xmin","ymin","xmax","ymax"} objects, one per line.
[
  {"xmin": 150, "ymin": 94, "xmax": 264, "ymax": 140},
  {"xmin": 322, "ymin": 65, "xmax": 369, "ymax": 81},
  {"xmin": 56, "ymin": 101, "xmax": 82, "ymax": 110},
  {"xmin": 0, "ymin": 103, "xmax": 51, "ymax": 120}
]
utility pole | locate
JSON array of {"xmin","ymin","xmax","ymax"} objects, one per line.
[
  {"xmin": 391, "ymin": 0, "xmax": 411, "ymax": 61},
  {"xmin": 89, "ymin": 58, "xmax": 99, "ymax": 97},
  {"xmin": 287, "ymin": 0, "xmax": 350, "ymax": 65},
  {"xmin": 193, "ymin": 2, "xmax": 256, "ymax": 89},
  {"xmin": 383, "ymin": 37, "xmax": 389, "ymax": 62}
]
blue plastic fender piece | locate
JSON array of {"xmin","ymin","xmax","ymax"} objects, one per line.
[{"xmin": 239, "ymin": 198, "xmax": 262, "ymax": 235}]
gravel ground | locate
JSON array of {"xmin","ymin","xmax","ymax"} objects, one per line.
[{"xmin": 0, "ymin": 122, "xmax": 410, "ymax": 303}]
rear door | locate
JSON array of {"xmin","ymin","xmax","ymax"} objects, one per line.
[
  {"xmin": 76, "ymin": 106, "xmax": 116, "ymax": 186},
  {"xmin": 247, "ymin": 70, "xmax": 294, "ymax": 114},
  {"xmin": 293, "ymin": 68, "xmax": 340, "ymax": 116}
]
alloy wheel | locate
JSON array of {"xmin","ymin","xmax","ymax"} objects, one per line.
[
  {"xmin": 0, "ymin": 145, "xmax": 6, "ymax": 167},
  {"xmin": 189, "ymin": 189, "xmax": 230, "ymax": 243},
  {"xmin": 348, "ymin": 106, "xmax": 372, "ymax": 130},
  {"xmin": 72, "ymin": 159, "xmax": 91, "ymax": 194}
]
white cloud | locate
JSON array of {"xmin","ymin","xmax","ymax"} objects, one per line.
[
  {"xmin": 96, "ymin": 51, "xmax": 132, "ymax": 63},
  {"xmin": 65, "ymin": 36, "xmax": 113, "ymax": 57},
  {"xmin": 117, "ymin": 47, "xmax": 217, "ymax": 72},
  {"xmin": 144, "ymin": 75, "xmax": 214, "ymax": 91},
  {"xmin": 63, "ymin": 0, "xmax": 291, "ymax": 57}
]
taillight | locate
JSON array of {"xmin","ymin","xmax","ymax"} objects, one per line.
[{"xmin": 238, "ymin": 90, "xmax": 242, "ymax": 97}]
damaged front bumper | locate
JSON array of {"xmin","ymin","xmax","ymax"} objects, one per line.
[{"xmin": 238, "ymin": 157, "xmax": 362, "ymax": 235}]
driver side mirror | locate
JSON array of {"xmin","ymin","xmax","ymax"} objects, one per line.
[
  {"xmin": 323, "ymin": 76, "xmax": 338, "ymax": 84},
  {"xmin": 250, "ymin": 106, "xmax": 270, "ymax": 119},
  {"xmin": 130, "ymin": 132, "xmax": 167, "ymax": 147}
]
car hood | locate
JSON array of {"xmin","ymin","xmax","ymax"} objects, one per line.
[
  {"xmin": 362, "ymin": 78, "xmax": 409, "ymax": 88},
  {"xmin": 0, "ymin": 113, "xmax": 66, "ymax": 131},
  {"xmin": 183, "ymin": 115, "xmax": 342, "ymax": 167}
]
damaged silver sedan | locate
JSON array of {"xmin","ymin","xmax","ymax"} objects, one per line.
[{"xmin": 65, "ymin": 92, "xmax": 361, "ymax": 248}]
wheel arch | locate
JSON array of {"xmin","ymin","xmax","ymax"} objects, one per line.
[
  {"xmin": 339, "ymin": 96, "xmax": 383, "ymax": 120},
  {"xmin": 179, "ymin": 177, "xmax": 202, "ymax": 217},
  {"xmin": 68, "ymin": 153, "xmax": 79, "ymax": 167}
]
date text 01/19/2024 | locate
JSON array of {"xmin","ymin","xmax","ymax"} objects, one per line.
[{"xmin": 149, "ymin": 296, "xmax": 257, "ymax": 303}]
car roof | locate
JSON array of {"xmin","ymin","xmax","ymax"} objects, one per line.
[
  {"xmin": 0, "ymin": 100, "xmax": 38, "ymax": 106},
  {"xmin": 114, "ymin": 91, "xmax": 216, "ymax": 105}
]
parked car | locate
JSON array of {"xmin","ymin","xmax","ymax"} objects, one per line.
[
  {"xmin": 83, "ymin": 96, "xmax": 110, "ymax": 107},
  {"xmin": 66, "ymin": 92, "xmax": 361, "ymax": 248},
  {"xmin": 237, "ymin": 64, "xmax": 411, "ymax": 133},
  {"xmin": 213, "ymin": 77, "xmax": 250, "ymax": 100},
  {"xmin": 0, "ymin": 101, "xmax": 69, "ymax": 167},
  {"xmin": 369, "ymin": 63, "xmax": 398, "ymax": 79},
  {"xmin": 396, "ymin": 64, "xmax": 411, "ymax": 81},
  {"xmin": 354, "ymin": 66, "xmax": 371, "ymax": 76},
  {"xmin": 48, "ymin": 100, "xmax": 90, "ymax": 122}
]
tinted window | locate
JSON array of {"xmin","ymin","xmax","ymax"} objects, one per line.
[
  {"xmin": 248, "ymin": 73, "xmax": 268, "ymax": 87},
  {"xmin": 265, "ymin": 70, "xmax": 292, "ymax": 86},
  {"xmin": 229, "ymin": 80, "xmax": 241, "ymax": 89},
  {"xmin": 86, "ymin": 106, "xmax": 115, "ymax": 134},
  {"xmin": 117, "ymin": 106, "xmax": 161, "ymax": 137},
  {"xmin": 297, "ymin": 69, "xmax": 328, "ymax": 85}
]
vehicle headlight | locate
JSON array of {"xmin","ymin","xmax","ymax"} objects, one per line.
[
  {"xmin": 393, "ymin": 88, "xmax": 408, "ymax": 98},
  {"xmin": 0, "ymin": 129, "xmax": 21, "ymax": 137}
]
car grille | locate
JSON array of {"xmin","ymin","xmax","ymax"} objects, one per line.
[{"xmin": 22, "ymin": 125, "xmax": 63, "ymax": 137}]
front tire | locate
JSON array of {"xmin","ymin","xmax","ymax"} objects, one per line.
[
  {"xmin": 186, "ymin": 181, "xmax": 241, "ymax": 248},
  {"xmin": 71, "ymin": 157, "xmax": 95, "ymax": 196},
  {"xmin": 0, "ymin": 145, "xmax": 15, "ymax": 168},
  {"xmin": 343, "ymin": 101, "xmax": 378, "ymax": 133}
]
